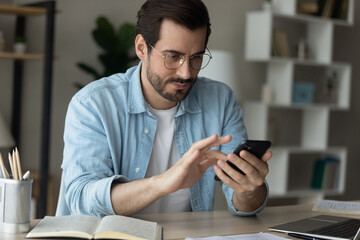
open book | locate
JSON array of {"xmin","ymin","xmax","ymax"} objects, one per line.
[{"xmin": 26, "ymin": 215, "xmax": 162, "ymax": 240}]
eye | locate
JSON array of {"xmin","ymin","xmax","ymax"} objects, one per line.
[
  {"xmin": 165, "ymin": 53, "xmax": 182, "ymax": 61},
  {"xmin": 191, "ymin": 54, "xmax": 203, "ymax": 59}
]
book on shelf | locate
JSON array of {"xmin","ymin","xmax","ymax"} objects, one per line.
[
  {"xmin": 297, "ymin": 2, "xmax": 319, "ymax": 15},
  {"xmin": 272, "ymin": 29, "xmax": 290, "ymax": 58},
  {"xmin": 338, "ymin": 0, "xmax": 349, "ymax": 20},
  {"xmin": 322, "ymin": 0, "xmax": 336, "ymax": 18},
  {"xmin": 317, "ymin": 0, "xmax": 349, "ymax": 20},
  {"xmin": 26, "ymin": 215, "xmax": 163, "ymax": 240},
  {"xmin": 311, "ymin": 156, "xmax": 340, "ymax": 190}
]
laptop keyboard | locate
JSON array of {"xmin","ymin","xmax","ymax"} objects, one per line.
[{"xmin": 309, "ymin": 219, "xmax": 360, "ymax": 238}]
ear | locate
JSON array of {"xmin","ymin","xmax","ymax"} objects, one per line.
[{"xmin": 135, "ymin": 34, "xmax": 148, "ymax": 61}]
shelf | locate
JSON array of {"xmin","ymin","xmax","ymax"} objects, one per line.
[
  {"xmin": 273, "ymin": 12, "xmax": 353, "ymax": 26},
  {"xmin": 267, "ymin": 148, "xmax": 347, "ymax": 196},
  {"xmin": 0, "ymin": 1, "xmax": 56, "ymax": 218},
  {"xmin": 245, "ymin": 101, "xmax": 349, "ymax": 111},
  {"xmin": 270, "ymin": 189, "xmax": 344, "ymax": 198},
  {"xmin": 0, "ymin": 4, "xmax": 46, "ymax": 16},
  {"xmin": 252, "ymin": 57, "xmax": 351, "ymax": 68},
  {"xmin": 0, "ymin": 52, "xmax": 43, "ymax": 61},
  {"xmin": 245, "ymin": 0, "xmax": 352, "ymax": 201},
  {"xmin": 271, "ymin": 0, "xmax": 354, "ymax": 25},
  {"xmin": 271, "ymin": 146, "xmax": 347, "ymax": 153}
]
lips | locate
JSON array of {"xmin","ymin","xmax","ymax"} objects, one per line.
[{"xmin": 170, "ymin": 81, "xmax": 190, "ymax": 90}]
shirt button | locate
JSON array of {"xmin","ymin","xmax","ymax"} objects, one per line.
[
  {"xmin": 144, "ymin": 128, "xmax": 150, "ymax": 134},
  {"xmin": 135, "ymin": 168, "xmax": 140, "ymax": 173}
]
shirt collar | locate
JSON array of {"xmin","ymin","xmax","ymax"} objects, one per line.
[{"xmin": 127, "ymin": 62, "xmax": 201, "ymax": 115}]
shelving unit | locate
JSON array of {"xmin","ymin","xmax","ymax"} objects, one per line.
[
  {"xmin": 0, "ymin": 52, "xmax": 43, "ymax": 60},
  {"xmin": 244, "ymin": 0, "xmax": 353, "ymax": 200},
  {"xmin": 0, "ymin": 1, "xmax": 56, "ymax": 217}
]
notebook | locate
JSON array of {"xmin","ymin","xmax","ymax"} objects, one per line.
[
  {"xmin": 313, "ymin": 200, "xmax": 360, "ymax": 215},
  {"xmin": 269, "ymin": 215, "xmax": 360, "ymax": 240}
]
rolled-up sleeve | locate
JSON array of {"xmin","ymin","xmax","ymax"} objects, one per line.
[
  {"xmin": 219, "ymin": 89, "xmax": 269, "ymax": 216},
  {"xmin": 62, "ymin": 95, "xmax": 127, "ymax": 217},
  {"xmin": 222, "ymin": 181, "xmax": 269, "ymax": 216}
]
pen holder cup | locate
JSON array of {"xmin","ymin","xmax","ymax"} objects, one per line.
[{"xmin": 0, "ymin": 178, "xmax": 33, "ymax": 233}]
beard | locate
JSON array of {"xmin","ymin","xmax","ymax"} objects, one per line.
[{"xmin": 146, "ymin": 64, "xmax": 196, "ymax": 102}]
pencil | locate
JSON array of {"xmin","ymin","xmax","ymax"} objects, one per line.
[
  {"xmin": 11, "ymin": 150, "xmax": 18, "ymax": 180},
  {"xmin": 13, "ymin": 149, "xmax": 19, "ymax": 180},
  {"xmin": 15, "ymin": 147, "xmax": 22, "ymax": 180},
  {"xmin": 8, "ymin": 152, "xmax": 15, "ymax": 179},
  {"xmin": 0, "ymin": 153, "xmax": 7, "ymax": 179}
]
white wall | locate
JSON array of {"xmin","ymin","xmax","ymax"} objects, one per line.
[
  {"xmin": 0, "ymin": 0, "xmax": 16, "ymax": 125},
  {"xmin": 1, "ymin": 0, "xmax": 358, "ymax": 213}
]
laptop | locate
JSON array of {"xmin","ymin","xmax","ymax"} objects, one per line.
[{"xmin": 269, "ymin": 215, "xmax": 360, "ymax": 240}]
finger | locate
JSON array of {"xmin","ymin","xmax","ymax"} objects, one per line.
[
  {"xmin": 182, "ymin": 135, "xmax": 217, "ymax": 158},
  {"xmin": 182, "ymin": 149, "xmax": 201, "ymax": 166},
  {"xmin": 197, "ymin": 135, "xmax": 232, "ymax": 156},
  {"xmin": 199, "ymin": 158, "xmax": 218, "ymax": 172},
  {"xmin": 204, "ymin": 150, "xmax": 228, "ymax": 162},
  {"xmin": 216, "ymin": 158, "xmax": 265, "ymax": 193},
  {"xmin": 216, "ymin": 159, "xmax": 247, "ymax": 184},
  {"xmin": 261, "ymin": 150, "xmax": 272, "ymax": 162},
  {"xmin": 190, "ymin": 134, "xmax": 231, "ymax": 154},
  {"xmin": 237, "ymin": 151, "xmax": 269, "ymax": 175},
  {"xmin": 213, "ymin": 164, "xmax": 239, "ymax": 189},
  {"xmin": 229, "ymin": 153, "xmax": 268, "ymax": 186},
  {"xmin": 198, "ymin": 150, "xmax": 228, "ymax": 170},
  {"xmin": 187, "ymin": 134, "xmax": 218, "ymax": 155},
  {"xmin": 207, "ymin": 135, "xmax": 232, "ymax": 149}
]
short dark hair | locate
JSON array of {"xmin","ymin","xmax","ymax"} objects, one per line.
[{"xmin": 136, "ymin": 0, "xmax": 211, "ymax": 50}]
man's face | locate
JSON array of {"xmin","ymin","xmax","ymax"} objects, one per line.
[{"xmin": 143, "ymin": 20, "xmax": 207, "ymax": 104}]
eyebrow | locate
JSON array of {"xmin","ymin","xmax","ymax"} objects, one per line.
[{"xmin": 162, "ymin": 49, "xmax": 206, "ymax": 57}]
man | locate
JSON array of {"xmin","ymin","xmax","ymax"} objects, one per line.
[{"xmin": 62, "ymin": 0, "xmax": 271, "ymax": 217}]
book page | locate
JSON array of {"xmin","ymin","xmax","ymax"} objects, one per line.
[
  {"xmin": 94, "ymin": 215, "xmax": 158, "ymax": 240},
  {"xmin": 312, "ymin": 199, "xmax": 360, "ymax": 215},
  {"xmin": 26, "ymin": 215, "xmax": 100, "ymax": 239}
]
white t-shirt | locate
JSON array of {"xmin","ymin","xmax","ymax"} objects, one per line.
[{"xmin": 137, "ymin": 104, "xmax": 191, "ymax": 214}]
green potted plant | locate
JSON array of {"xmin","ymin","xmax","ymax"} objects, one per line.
[
  {"xmin": 14, "ymin": 36, "xmax": 26, "ymax": 54},
  {"xmin": 76, "ymin": 16, "xmax": 138, "ymax": 88}
]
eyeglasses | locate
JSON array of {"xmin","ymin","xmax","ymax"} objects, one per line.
[{"xmin": 149, "ymin": 44, "xmax": 212, "ymax": 70}]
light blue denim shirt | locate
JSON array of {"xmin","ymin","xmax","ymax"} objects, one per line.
[{"xmin": 62, "ymin": 63, "xmax": 268, "ymax": 217}]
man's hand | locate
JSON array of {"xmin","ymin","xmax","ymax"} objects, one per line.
[
  {"xmin": 155, "ymin": 134, "xmax": 231, "ymax": 195},
  {"xmin": 111, "ymin": 134, "xmax": 231, "ymax": 215},
  {"xmin": 213, "ymin": 149, "xmax": 272, "ymax": 212}
]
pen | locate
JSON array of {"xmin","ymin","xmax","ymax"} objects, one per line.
[
  {"xmin": 288, "ymin": 232, "xmax": 326, "ymax": 240},
  {"xmin": 22, "ymin": 170, "xmax": 30, "ymax": 180}
]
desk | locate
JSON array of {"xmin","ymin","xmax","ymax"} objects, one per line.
[{"xmin": 2, "ymin": 203, "xmax": 359, "ymax": 240}]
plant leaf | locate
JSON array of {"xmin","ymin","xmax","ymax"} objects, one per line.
[
  {"xmin": 76, "ymin": 16, "xmax": 137, "ymax": 83},
  {"xmin": 117, "ymin": 23, "xmax": 136, "ymax": 53},
  {"xmin": 93, "ymin": 16, "xmax": 117, "ymax": 52},
  {"xmin": 77, "ymin": 62, "xmax": 101, "ymax": 80}
]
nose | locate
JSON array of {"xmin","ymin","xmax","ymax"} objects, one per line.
[{"xmin": 175, "ymin": 58, "xmax": 192, "ymax": 80}]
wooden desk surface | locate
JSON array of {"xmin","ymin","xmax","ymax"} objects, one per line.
[{"xmin": 2, "ymin": 203, "xmax": 359, "ymax": 240}]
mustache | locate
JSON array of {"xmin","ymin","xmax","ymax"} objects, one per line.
[{"xmin": 167, "ymin": 77, "xmax": 195, "ymax": 84}]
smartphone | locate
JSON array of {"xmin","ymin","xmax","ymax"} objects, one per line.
[{"xmin": 214, "ymin": 140, "xmax": 271, "ymax": 181}]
